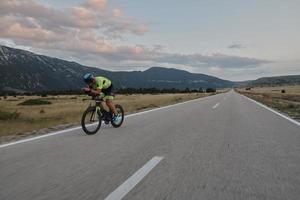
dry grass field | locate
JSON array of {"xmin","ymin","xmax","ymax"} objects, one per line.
[
  {"xmin": 0, "ymin": 92, "xmax": 218, "ymax": 142},
  {"xmin": 237, "ymin": 85, "xmax": 300, "ymax": 120}
]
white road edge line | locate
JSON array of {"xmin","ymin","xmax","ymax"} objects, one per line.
[
  {"xmin": 0, "ymin": 127, "xmax": 81, "ymax": 148},
  {"xmin": 104, "ymin": 156, "xmax": 164, "ymax": 200},
  {"xmin": 0, "ymin": 94, "xmax": 223, "ymax": 148},
  {"xmin": 212, "ymin": 102, "xmax": 220, "ymax": 109},
  {"xmin": 240, "ymin": 93, "xmax": 300, "ymax": 127}
]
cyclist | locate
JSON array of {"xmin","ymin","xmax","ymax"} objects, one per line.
[{"xmin": 82, "ymin": 73, "xmax": 121, "ymax": 123}]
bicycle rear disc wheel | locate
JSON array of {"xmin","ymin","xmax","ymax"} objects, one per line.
[
  {"xmin": 111, "ymin": 104, "xmax": 124, "ymax": 128},
  {"xmin": 81, "ymin": 106, "xmax": 102, "ymax": 135}
]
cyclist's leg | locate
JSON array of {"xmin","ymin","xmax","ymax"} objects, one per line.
[
  {"xmin": 106, "ymin": 99, "xmax": 117, "ymax": 115},
  {"xmin": 103, "ymin": 84, "xmax": 117, "ymax": 115},
  {"xmin": 98, "ymin": 92, "xmax": 107, "ymax": 108}
]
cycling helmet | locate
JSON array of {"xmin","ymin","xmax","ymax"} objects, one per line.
[{"xmin": 83, "ymin": 73, "xmax": 93, "ymax": 84}]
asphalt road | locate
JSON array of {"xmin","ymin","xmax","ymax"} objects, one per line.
[{"xmin": 1, "ymin": 91, "xmax": 299, "ymax": 200}]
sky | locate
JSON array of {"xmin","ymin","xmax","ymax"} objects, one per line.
[{"xmin": 0, "ymin": 0, "xmax": 299, "ymax": 81}]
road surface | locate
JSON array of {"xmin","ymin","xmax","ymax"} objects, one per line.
[{"xmin": 1, "ymin": 91, "xmax": 299, "ymax": 200}]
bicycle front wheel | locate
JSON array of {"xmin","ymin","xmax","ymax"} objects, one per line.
[{"xmin": 81, "ymin": 106, "xmax": 102, "ymax": 135}]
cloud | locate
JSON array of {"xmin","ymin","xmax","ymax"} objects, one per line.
[
  {"xmin": 84, "ymin": 0, "xmax": 107, "ymax": 11},
  {"xmin": 55, "ymin": 47, "xmax": 271, "ymax": 72},
  {"xmin": 228, "ymin": 44, "xmax": 245, "ymax": 49},
  {"xmin": 0, "ymin": 0, "xmax": 151, "ymax": 57},
  {"xmin": 0, "ymin": 0, "xmax": 272, "ymax": 80},
  {"xmin": 94, "ymin": 48, "xmax": 270, "ymax": 69},
  {"xmin": 0, "ymin": 0, "xmax": 147, "ymax": 38},
  {"xmin": 113, "ymin": 9, "xmax": 123, "ymax": 18}
]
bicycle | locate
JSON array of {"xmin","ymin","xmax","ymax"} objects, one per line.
[{"xmin": 81, "ymin": 95, "xmax": 124, "ymax": 135}]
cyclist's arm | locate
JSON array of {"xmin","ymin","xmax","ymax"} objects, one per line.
[
  {"xmin": 90, "ymin": 82, "xmax": 103, "ymax": 95},
  {"xmin": 88, "ymin": 77, "xmax": 105, "ymax": 96},
  {"xmin": 90, "ymin": 88, "xmax": 101, "ymax": 96}
]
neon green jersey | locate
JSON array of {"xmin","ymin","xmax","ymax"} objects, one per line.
[{"xmin": 91, "ymin": 76, "xmax": 112, "ymax": 90}]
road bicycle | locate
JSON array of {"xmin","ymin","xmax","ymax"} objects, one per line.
[{"xmin": 81, "ymin": 95, "xmax": 124, "ymax": 135}]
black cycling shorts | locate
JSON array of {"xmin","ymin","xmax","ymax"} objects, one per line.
[{"xmin": 102, "ymin": 84, "xmax": 114, "ymax": 97}]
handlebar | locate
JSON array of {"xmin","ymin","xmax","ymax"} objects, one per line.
[
  {"xmin": 92, "ymin": 96, "xmax": 104, "ymax": 101},
  {"xmin": 82, "ymin": 89, "xmax": 105, "ymax": 101},
  {"xmin": 81, "ymin": 93, "xmax": 104, "ymax": 102}
]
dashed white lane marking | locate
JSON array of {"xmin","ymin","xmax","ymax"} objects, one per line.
[
  {"xmin": 104, "ymin": 156, "xmax": 164, "ymax": 200},
  {"xmin": 212, "ymin": 102, "xmax": 220, "ymax": 109},
  {"xmin": 241, "ymin": 93, "xmax": 300, "ymax": 127}
]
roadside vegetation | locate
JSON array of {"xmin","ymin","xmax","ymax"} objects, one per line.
[
  {"xmin": 18, "ymin": 99, "xmax": 52, "ymax": 106},
  {"xmin": 0, "ymin": 90, "xmax": 225, "ymax": 143},
  {"xmin": 237, "ymin": 85, "xmax": 300, "ymax": 121},
  {"xmin": 0, "ymin": 110, "xmax": 20, "ymax": 120}
]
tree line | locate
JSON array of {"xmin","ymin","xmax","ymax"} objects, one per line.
[{"xmin": 0, "ymin": 87, "xmax": 217, "ymax": 96}]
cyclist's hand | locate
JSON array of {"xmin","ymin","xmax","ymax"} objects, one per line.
[{"xmin": 82, "ymin": 87, "xmax": 91, "ymax": 93}]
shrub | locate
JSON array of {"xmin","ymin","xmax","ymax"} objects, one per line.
[
  {"xmin": 281, "ymin": 89, "xmax": 286, "ymax": 93},
  {"xmin": 40, "ymin": 109, "xmax": 45, "ymax": 114},
  {"xmin": 184, "ymin": 87, "xmax": 190, "ymax": 93},
  {"xmin": 174, "ymin": 97, "xmax": 183, "ymax": 102},
  {"xmin": 0, "ymin": 110, "xmax": 20, "ymax": 120},
  {"xmin": 137, "ymin": 104, "xmax": 158, "ymax": 110},
  {"xmin": 287, "ymin": 104, "xmax": 296, "ymax": 109},
  {"xmin": 206, "ymin": 88, "xmax": 216, "ymax": 93},
  {"xmin": 18, "ymin": 99, "xmax": 52, "ymax": 106}
]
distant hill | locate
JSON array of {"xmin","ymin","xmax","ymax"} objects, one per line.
[
  {"xmin": 0, "ymin": 45, "xmax": 235, "ymax": 93},
  {"xmin": 246, "ymin": 75, "xmax": 300, "ymax": 86}
]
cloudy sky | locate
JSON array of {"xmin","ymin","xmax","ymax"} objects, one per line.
[{"xmin": 0, "ymin": 0, "xmax": 299, "ymax": 81}]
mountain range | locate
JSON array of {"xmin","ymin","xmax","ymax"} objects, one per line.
[
  {"xmin": 0, "ymin": 45, "xmax": 299, "ymax": 93},
  {"xmin": 246, "ymin": 75, "xmax": 300, "ymax": 86},
  {"xmin": 0, "ymin": 45, "xmax": 234, "ymax": 92}
]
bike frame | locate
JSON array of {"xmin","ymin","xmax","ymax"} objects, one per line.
[{"xmin": 92, "ymin": 97, "xmax": 112, "ymax": 120}]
